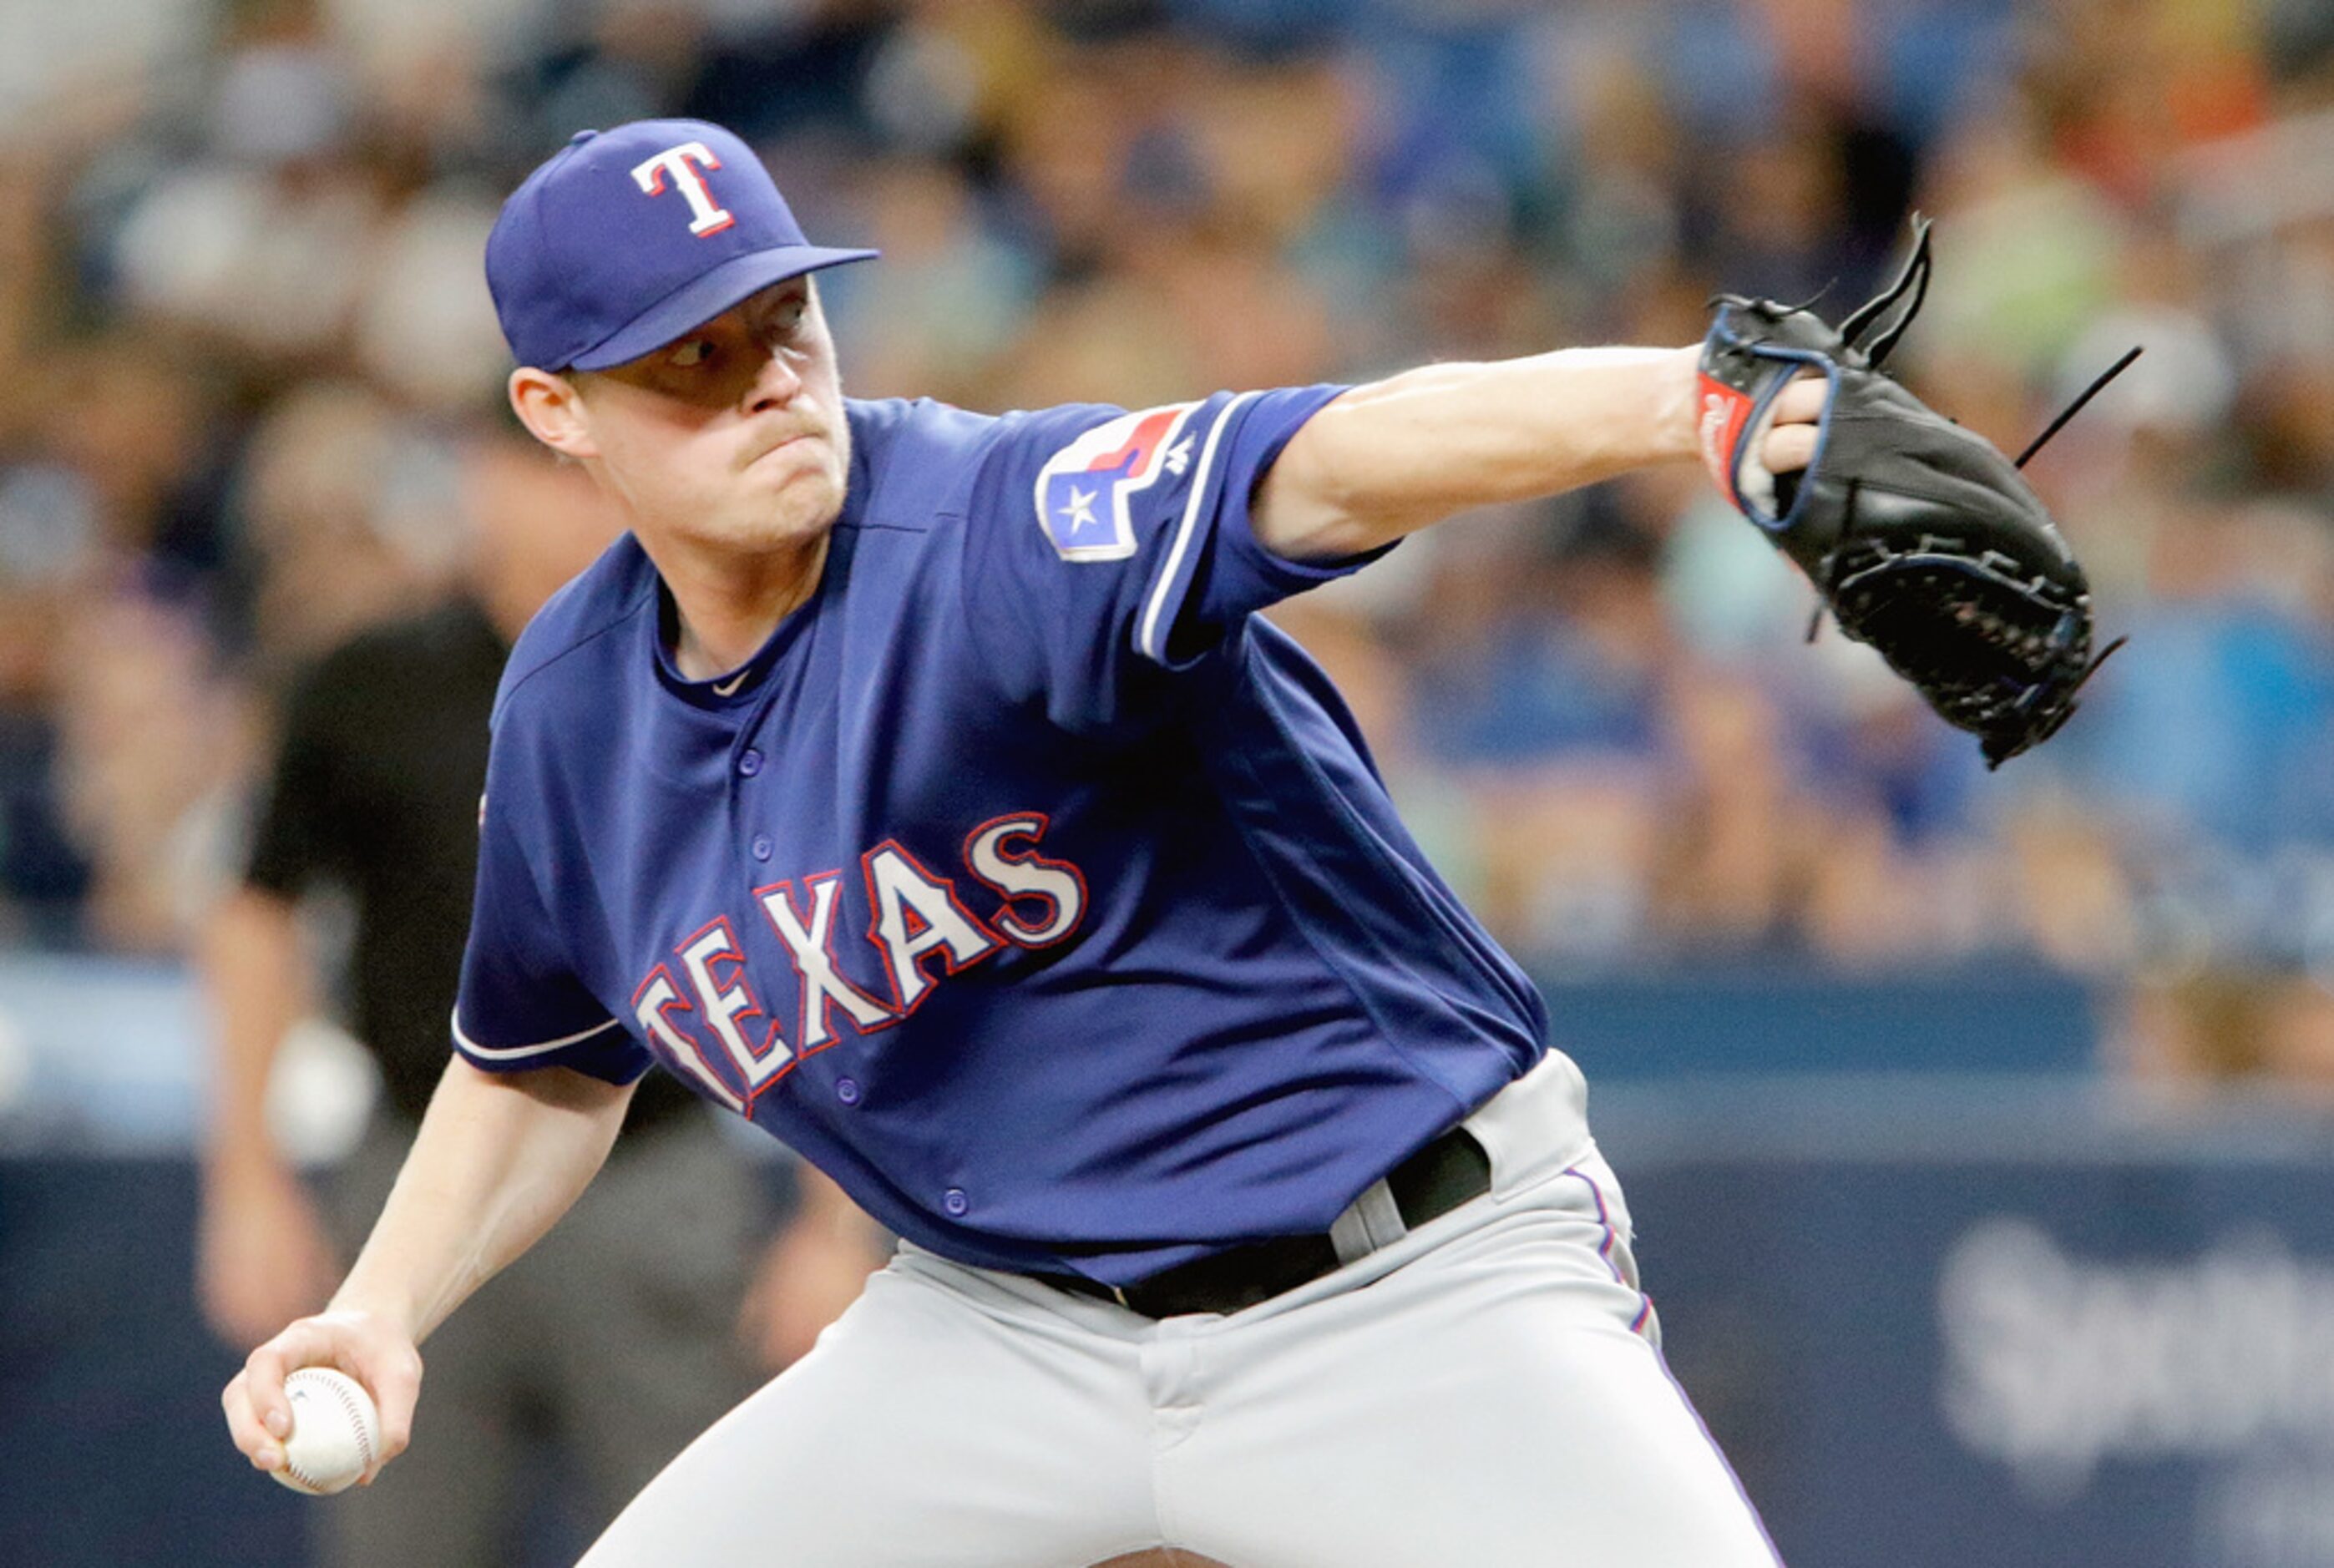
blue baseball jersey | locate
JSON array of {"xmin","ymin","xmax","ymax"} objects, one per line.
[{"xmin": 453, "ymin": 387, "xmax": 1549, "ymax": 1284}]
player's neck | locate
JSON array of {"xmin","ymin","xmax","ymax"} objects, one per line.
[{"xmin": 657, "ymin": 531, "xmax": 832, "ymax": 680}]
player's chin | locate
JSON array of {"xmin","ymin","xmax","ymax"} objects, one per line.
[{"xmin": 729, "ymin": 476, "xmax": 845, "ymax": 546}]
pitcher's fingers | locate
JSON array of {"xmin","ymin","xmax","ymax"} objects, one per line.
[
  {"xmin": 221, "ymin": 1370, "xmax": 285, "ymax": 1471},
  {"xmin": 241, "ymin": 1318, "xmax": 347, "ymax": 1439},
  {"xmin": 355, "ymin": 1343, "xmax": 423, "ymax": 1468},
  {"xmin": 1764, "ymin": 423, "xmax": 1820, "ymax": 473}
]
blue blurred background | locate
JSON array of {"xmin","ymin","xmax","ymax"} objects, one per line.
[{"xmin": 6, "ymin": 0, "xmax": 2334, "ymax": 1563}]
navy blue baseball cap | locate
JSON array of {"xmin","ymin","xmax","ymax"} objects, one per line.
[{"xmin": 486, "ymin": 119, "xmax": 878, "ymax": 372}]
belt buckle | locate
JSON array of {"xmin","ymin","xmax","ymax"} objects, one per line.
[{"xmin": 1109, "ymin": 1283, "xmax": 1132, "ymax": 1310}]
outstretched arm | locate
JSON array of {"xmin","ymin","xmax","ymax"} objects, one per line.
[
  {"xmin": 1253, "ymin": 346, "xmax": 1823, "ymax": 560},
  {"xmin": 222, "ymin": 1055, "xmax": 635, "ymax": 1482}
]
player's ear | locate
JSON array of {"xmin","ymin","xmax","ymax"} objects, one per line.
[{"xmin": 509, "ymin": 368, "xmax": 599, "ymax": 461}]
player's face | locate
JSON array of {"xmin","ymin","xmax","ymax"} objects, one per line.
[{"xmin": 569, "ymin": 277, "xmax": 850, "ymax": 557}]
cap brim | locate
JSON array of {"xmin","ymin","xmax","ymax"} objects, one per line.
[{"xmin": 565, "ymin": 244, "xmax": 878, "ymax": 372}]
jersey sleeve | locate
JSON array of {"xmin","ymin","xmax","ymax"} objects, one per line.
[
  {"xmin": 962, "ymin": 385, "xmax": 1387, "ymax": 731},
  {"xmin": 450, "ymin": 728, "xmax": 652, "ymax": 1085}
]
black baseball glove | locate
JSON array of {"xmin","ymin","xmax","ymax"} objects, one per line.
[{"xmin": 1696, "ymin": 217, "xmax": 2123, "ymax": 767}]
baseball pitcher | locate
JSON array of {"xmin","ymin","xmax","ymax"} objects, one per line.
[{"xmin": 223, "ymin": 119, "xmax": 2101, "ymax": 1565}]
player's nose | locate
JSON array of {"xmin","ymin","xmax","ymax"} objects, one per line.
[{"xmin": 742, "ymin": 343, "xmax": 804, "ymax": 414}]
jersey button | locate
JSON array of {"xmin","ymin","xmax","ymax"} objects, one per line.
[
  {"xmin": 751, "ymin": 834, "xmax": 773, "ymax": 862},
  {"xmin": 737, "ymin": 749, "xmax": 764, "ymax": 777},
  {"xmin": 942, "ymin": 1187, "xmax": 969, "ymax": 1217},
  {"xmin": 835, "ymin": 1077, "xmax": 862, "ymax": 1106}
]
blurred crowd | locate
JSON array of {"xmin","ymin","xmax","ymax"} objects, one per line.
[{"xmin": 3, "ymin": 0, "xmax": 2334, "ymax": 1083}]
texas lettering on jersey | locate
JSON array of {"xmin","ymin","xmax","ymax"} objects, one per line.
[{"xmin": 630, "ymin": 812, "xmax": 1090, "ymax": 1114}]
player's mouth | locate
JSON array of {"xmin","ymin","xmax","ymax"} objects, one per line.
[{"xmin": 739, "ymin": 428, "xmax": 823, "ymax": 472}]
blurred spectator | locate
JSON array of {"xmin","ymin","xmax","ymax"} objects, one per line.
[
  {"xmin": 824, "ymin": 155, "xmax": 1040, "ymax": 403},
  {"xmin": 0, "ymin": 426, "xmax": 104, "ymax": 945},
  {"xmin": 56, "ymin": 591, "xmax": 249, "ymax": 952},
  {"xmin": 230, "ymin": 382, "xmax": 463, "ymax": 675}
]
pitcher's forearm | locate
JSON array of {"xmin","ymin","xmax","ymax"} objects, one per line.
[
  {"xmin": 1253, "ymin": 346, "xmax": 1701, "ymax": 559},
  {"xmin": 328, "ymin": 1056, "xmax": 634, "ymax": 1343}
]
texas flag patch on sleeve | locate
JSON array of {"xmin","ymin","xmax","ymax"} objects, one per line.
[{"xmin": 1033, "ymin": 403, "xmax": 1199, "ymax": 562}]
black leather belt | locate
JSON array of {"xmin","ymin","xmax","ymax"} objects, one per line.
[{"xmin": 1035, "ymin": 1126, "xmax": 1491, "ymax": 1319}]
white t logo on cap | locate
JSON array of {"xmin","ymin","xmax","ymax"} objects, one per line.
[{"xmin": 631, "ymin": 142, "xmax": 735, "ymax": 236}]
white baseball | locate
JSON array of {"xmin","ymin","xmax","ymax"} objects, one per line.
[{"xmin": 271, "ymin": 1368, "xmax": 382, "ymax": 1496}]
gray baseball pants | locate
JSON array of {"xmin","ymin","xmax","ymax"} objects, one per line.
[{"xmin": 580, "ymin": 1053, "xmax": 1782, "ymax": 1567}]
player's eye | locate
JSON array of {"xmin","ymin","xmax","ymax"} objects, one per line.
[{"xmin": 667, "ymin": 339, "xmax": 714, "ymax": 368}]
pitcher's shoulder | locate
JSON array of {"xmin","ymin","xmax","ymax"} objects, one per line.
[{"xmin": 848, "ymin": 396, "xmax": 1047, "ymax": 527}]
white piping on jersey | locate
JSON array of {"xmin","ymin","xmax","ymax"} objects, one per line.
[
  {"xmin": 450, "ymin": 1007, "xmax": 624, "ymax": 1060},
  {"xmin": 1137, "ymin": 389, "xmax": 1259, "ymax": 665}
]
